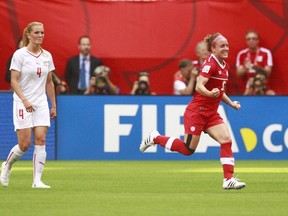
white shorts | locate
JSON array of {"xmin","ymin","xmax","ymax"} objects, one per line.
[{"xmin": 13, "ymin": 100, "xmax": 50, "ymax": 131}]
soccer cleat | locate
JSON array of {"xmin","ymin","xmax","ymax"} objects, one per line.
[
  {"xmin": 223, "ymin": 177, "xmax": 246, "ymax": 190},
  {"xmin": 0, "ymin": 162, "xmax": 11, "ymax": 187},
  {"xmin": 32, "ymin": 181, "xmax": 51, "ymax": 189},
  {"xmin": 139, "ymin": 130, "xmax": 160, "ymax": 152}
]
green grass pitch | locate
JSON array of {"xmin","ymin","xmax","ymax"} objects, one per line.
[{"xmin": 1, "ymin": 160, "xmax": 288, "ymax": 216}]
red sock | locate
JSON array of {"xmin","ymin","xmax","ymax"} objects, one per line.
[
  {"xmin": 220, "ymin": 142, "xmax": 234, "ymax": 179},
  {"xmin": 154, "ymin": 136, "xmax": 193, "ymax": 156}
]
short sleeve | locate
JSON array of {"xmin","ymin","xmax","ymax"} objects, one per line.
[
  {"xmin": 9, "ymin": 50, "xmax": 23, "ymax": 72},
  {"xmin": 174, "ymin": 80, "xmax": 186, "ymax": 95},
  {"xmin": 199, "ymin": 62, "xmax": 215, "ymax": 79},
  {"xmin": 48, "ymin": 54, "xmax": 55, "ymax": 72}
]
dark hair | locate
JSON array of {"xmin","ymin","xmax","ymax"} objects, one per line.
[
  {"xmin": 135, "ymin": 80, "xmax": 151, "ymax": 95},
  {"xmin": 95, "ymin": 76, "xmax": 107, "ymax": 85},
  {"xmin": 204, "ymin": 33, "xmax": 222, "ymax": 52},
  {"xmin": 255, "ymin": 68, "xmax": 267, "ymax": 78},
  {"xmin": 78, "ymin": 35, "xmax": 90, "ymax": 44},
  {"xmin": 253, "ymin": 77, "xmax": 267, "ymax": 95},
  {"xmin": 178, "ymin": 59, "xmax": 192, "ymax": 69},
  {"xmin": 16, "ymin": 37, "xmax": 23, "ymax": 49},
  {"xmin": 253, "ymin": 77, "xmax": 264, "ymax": 87},
  {"xmin": 94, "ymin": 76, "xmax": 111, "ymax": 95}
]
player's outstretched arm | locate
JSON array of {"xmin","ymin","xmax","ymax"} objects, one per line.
[{"xmin": 222, "ymin": 93, "xmax": 241, "ymax": 110}]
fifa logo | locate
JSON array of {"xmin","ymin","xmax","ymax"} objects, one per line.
[
  {"xmin": 240, "ymin": 125, "xmax": 288, "ymax": 153},
  {"xmin": 103, "ymin": 104, "xmax": 288, "ymax": 154}
]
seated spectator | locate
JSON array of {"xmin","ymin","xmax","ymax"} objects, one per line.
[
  {"xmin": 192, "ymin": 41, "xmax": 209, "ymax": 69},
  {"xmin": 65, "ymin": 36, "xmax": 102, "ymax": 94},
  {"xmin": 85, "ymin": 65, "xmax": 119, "ymax": 95},
  {"xmin": 173, "ymin": 59, "xmax": 198, "ymax": 95},
  {"xmin": 236, "ymin": 30, "xmax": 273, "ymax": 93},
  {"xmin": 244, "ymin": 68, "xmax": 275, "ymax": 95},
  {"xmin": 131, "ymin": 72, "xmax": 156, "ymax": 95}
]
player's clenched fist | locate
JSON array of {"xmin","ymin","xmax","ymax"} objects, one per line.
[
  {"xmin": 232, "ymin": 100, "xmax": 241, "ymax": 110},
  {"xmin": 210, "ymin": 88, "xmax": 220, "ymax": 98}
]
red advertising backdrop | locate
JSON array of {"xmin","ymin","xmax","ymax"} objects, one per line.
[{"xmin": 0, "ymin": 0, "xmax": 287, "ymax": 95}]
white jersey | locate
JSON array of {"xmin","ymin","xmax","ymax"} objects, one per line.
[
  {"xmin": 10, "ymin": 47, "xmax": 55, "ymax": 107},
  {"xmin": 174, "ymin": 80, "xmax": 187, "ymax": 95}
]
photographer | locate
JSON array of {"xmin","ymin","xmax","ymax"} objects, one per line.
[
  {"xmin": 134, "ymin": 80, "xmax": 151, "ymax": 95},
  {"xmin": 131, "ymin": 72, "xmax": 156, "ymax": 95},
  {"xmin": 243, "ymin": 68, "xmax": 276, "ymax": 96},
  {"xmin": 85, "ymin": 65, "xmax": 119, "ymax": 95}
]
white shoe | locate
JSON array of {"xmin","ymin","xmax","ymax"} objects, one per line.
[
  {"xmin": 223, "ymin": 177, "xmax": 246, "ymax": 190},
  {"xmin": 139, "ymin": 130, "xmax": 160, "ymax": 152},
  {"xmin": 32, "ymin": 181, "xmax": 51, "ymax": 189},
  {"xmin": 0, "ymin": 162, "xmax": 11, "ymax": 187}
]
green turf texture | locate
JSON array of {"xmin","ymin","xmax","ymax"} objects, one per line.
[{"xmin": 0, "ymin": 160, "xmax": 287, "ymax": 216}]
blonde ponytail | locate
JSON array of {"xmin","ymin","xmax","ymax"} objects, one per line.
[{"xmin": 22, "ymin": 21, "xmax": 44, "ymax": 46}]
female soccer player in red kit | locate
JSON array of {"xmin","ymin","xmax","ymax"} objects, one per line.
[{"xmin": 140, "ymin": 33, "xmax": 246, "ymax": 190}]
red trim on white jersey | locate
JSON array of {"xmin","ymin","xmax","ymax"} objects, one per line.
[{"xmin": 26, "ymin": 48, "xmax": 43, "ymax": 58}]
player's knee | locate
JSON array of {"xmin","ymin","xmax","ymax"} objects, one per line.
[
  {"xmin": 221, "ymin": 135, "xmax": 232, "ymax": 144},
  {"xmin": 35, "ymin": 137, "xmax": 46, "ymax": 145},
  {"xmin": 19, "ymin": 140, "xmax": 31, "ymax": 152}
]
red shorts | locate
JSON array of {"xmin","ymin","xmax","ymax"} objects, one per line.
[{"xmin": 183, "ymin": 108, "xmax": 224, "ymax": 135}]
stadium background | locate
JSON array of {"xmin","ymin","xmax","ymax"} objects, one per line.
[
  {"xmin": 1, "ymin": 93, "xmax": 287, "ymax": 160},
  {"xmin": 0, "ymin": 0, "xmax": 287, "ymax": 95},
  {"xmin": 0, "ymin": 1, "xmax": 287, "ymax": 161}
]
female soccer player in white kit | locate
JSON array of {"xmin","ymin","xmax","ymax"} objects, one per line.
[{"xmin": 0, "ymin": 22, "xmax": 56, "ymax": 188}]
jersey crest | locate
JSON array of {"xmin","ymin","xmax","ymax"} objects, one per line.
[{"xmin": 202, "ymin": 65, "xmax": 211, "ymax": 73}]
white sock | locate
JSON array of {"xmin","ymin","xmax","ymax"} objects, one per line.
[
  {"xmin": 33, "ymin": 145, "xmax": 47, "ymax": 184},
  {"xmin": 5, "ymin": 144, "xmax": 25, "ymax": 170}
]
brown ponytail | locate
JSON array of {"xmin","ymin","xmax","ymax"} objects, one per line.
[{"xmin": 204, "ymin": 33, "xmax": 221, "ymax": 52}]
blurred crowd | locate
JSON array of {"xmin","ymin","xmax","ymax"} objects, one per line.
[{"xmin": 5, "ymin": 30, "xmax": 275, "ymax": 96}]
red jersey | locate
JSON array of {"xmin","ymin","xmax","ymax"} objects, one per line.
[
  {"xmin": 236, "ymin": 47, "xmax": 273, "ymax": 79},
  {"xmin": 187, "ymin": 54, "xmax": 229, "ymax": 113},
  {"xmin": 192, "ymin": 60, "xmax": 202, "ymax": 70}
]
